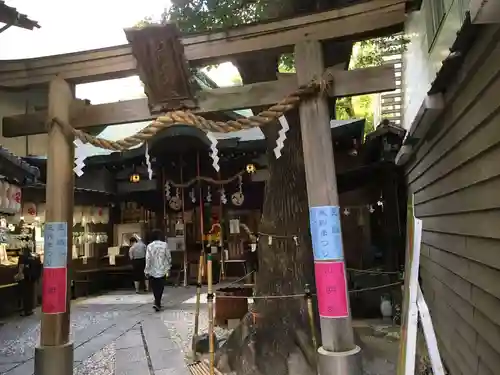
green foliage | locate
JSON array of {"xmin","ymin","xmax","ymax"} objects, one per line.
[{"xmin": 166, "ymin": 0, "xmax": 275, "ymax": 33}]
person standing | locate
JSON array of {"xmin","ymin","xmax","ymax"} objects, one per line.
[
  {"xmin": 129, "ymin": 236, "xmax": 148, "ymax": 293},
  {"xmin": 144, "ymin": 230, "xmax": 171, "ymax": 311},
  {"xmin": 15, "ymin": 248, "xmax": 42, "ymax": 316}
]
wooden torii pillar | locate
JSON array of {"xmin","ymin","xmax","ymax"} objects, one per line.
[
  {"xmin": 34, "ymin": 77, "xmax": 75, "ymax": 375},
  {"xmin": 296, "ymin": 41, "xmax": 362, "ymax": 375}
]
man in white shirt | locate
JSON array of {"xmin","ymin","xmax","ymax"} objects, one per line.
[
  {"xmin": 129, "ymin": 236, "xmax": 148, "ymax": 293},
  {"xmin": 144, "ymin": 230, "xmax": 171, "ymax": 311}
]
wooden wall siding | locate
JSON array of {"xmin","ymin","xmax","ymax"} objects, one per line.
[{"xmin": 404, "ymin": 25, "xmax": 500, "ymax": 375}]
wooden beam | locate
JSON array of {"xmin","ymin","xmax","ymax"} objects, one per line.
[
  {"xmin": 3, "ymin": 65, "xmax": 395, "ymax": 137},
  {"xmin": 0, "ymin": 0, "xmax": 405, "ymax": 87},
  {"xmin": 2, "ymin": 65, "xmax": 396, "ymax": 137}
]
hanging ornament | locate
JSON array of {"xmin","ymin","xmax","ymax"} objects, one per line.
[
  {"xmin": 273, "ymin": 115, "xmax": 290, "ymax": 159},
  {"xmin": 268, "ymin": 236, "xmax": 273, "ymax": 246},
  {"xmin": 343, "ymin": 208, "xmax": 350, "ymax": 216},
  {"xmin": 377, "ymin": 200, "xmax": 384, "ymax": 211},
  {"xmin": 293, "ymin": 236, "xmax": 299, "ymax": 246},
  {"xmin": 369, "ymin": 204, "xmax": 375, "ymax": 214},
  {"xmin": 206, "ymin": 186, "xmax": 212, "ymax": 203},
  {"xmin": 165, "ymin": 182, "xmax": 171, "ymax": 200},
  {"xmin": 145, "ymin": 143, "xmax": 153, "ymax": 180},
  {"xmin": 246, "ymin": 164, "xmax": 256, "ymax": 174},
  {"xmin": 206, "ymin": 132, "xmax": 220, "ymax": 171},
  {"xmin": 220, "ymin": 187, "xmax": 227, "ymax": 205},
  {"xmin": 231, "ymin": 175, "xmax": 245, "ymax": 206},
  {"xmin": 190, "ymin": 188, "xmax": 196, "ymax": 203},
  {"xmin": 169, "ymin": 188, "xmax": 182, "ymax": 211}
]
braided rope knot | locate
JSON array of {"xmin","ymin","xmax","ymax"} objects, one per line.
[{"xmin": 52, "ymin": 77, "xmax": 327, "ymax": 152}]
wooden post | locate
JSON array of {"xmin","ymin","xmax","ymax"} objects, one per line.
[
  {"xmin": 295, "ymin": 41, "xmax": 362, "ymax": 375},
  {"xmin": 180, "ymin": 155, "xmax": 188, "ymax": 287},
  {"xmin": 192, "ymin": 254, "xmax": 205, "ymax": 360},
  {"xmin": 207, "ymin": 254, "xmax": 215, "ymax": 375},
  {"xmin": 34, "ymin": 77, "xmax": 75, "ymax": 375}
]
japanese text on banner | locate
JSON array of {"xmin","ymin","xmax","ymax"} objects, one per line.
[
  {"xmin": 315, "ymin": 261, "xmax": 349, "ymax": 318},
  {"xmin": 44, "ymin": 222, "xmax": 68, "ymax": 268},
  {"xmin": 309, "ymin": 206, "xmax": 343, "ymax": 261},
  {"xmin": 42, "ymin": 267, "xmax": 67, "ymax": 314}
]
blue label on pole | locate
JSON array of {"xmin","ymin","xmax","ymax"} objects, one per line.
[
  {"xmin": 43, "ymin": 222, "xmax": 68, "ymax": 268},
  {"xmin": 309, "ymin": 206, "xmax": 343, "ymax": 261}
]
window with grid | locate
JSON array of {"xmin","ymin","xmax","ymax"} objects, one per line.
[{"xmin": 425, "ymin": 0, "xmax": 446, "ymax": 49}]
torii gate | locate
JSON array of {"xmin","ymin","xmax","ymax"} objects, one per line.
[{"xmin": 0, "ymin": 2, "xmax": 407, "ymax": 375}]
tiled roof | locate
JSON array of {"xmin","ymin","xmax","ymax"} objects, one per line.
[{"xmin": 0, "ymin": 146, "xmax": 40, "ymax": 180}]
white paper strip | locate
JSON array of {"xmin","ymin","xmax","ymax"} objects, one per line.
[
  {"xmin": 206, "ymin": 132, "xmax": 220, "ymax": 171},
  {"xmin": 145, "ymin": 143, "xmax": 153, "ymax": 180},
  {"xmin": 273, "ymin": 115, "xmax": 290, "ymax": 159},
  {"xmin": 417, "ymin": 285, "xmax": 445, "ymax": 375},
  {"xmin": 73, "ymin": 139, "xmax": 94, "ymax": 177}
]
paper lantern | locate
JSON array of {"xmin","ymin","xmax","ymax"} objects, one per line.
[
  {"xmin": 37, "ymin": 203, "xmax": 46, "ymax": 223},
  {"xmin": 81, "ymin": 206, "xmax": 92, "ymax": 225},
  {"xmin": 100, "ymin": 207, "xmax": 110, "ymax": 224},
  {"xmin": 92, "ymin": 207, "xmax": 103, "ymax": 224},
  {"xmin": 73, "ymin": 206, "xmax": 83, "ymax": 225},
  {"xmin": 22, "ymin": 202, "xmax": 37, "ymax": 223},
  {"xmin": 11, "ymin": 185, "xmax": 21, "ymax": 212},
  {"xmin": 2, "ymin": 182, "xmax": 10, "ymax": 211},
  {"xmin": 0, "ymin": 181, "xmax": 4, "ymax": 210}
]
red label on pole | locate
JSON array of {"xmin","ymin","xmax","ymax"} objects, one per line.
[
  {"xmin": 314, "ymin": 261, "xmax": 349, "ymax": 318},
  {"xmin": 42, "ymin": 267, "xmax": 67, "ymax": 314}
]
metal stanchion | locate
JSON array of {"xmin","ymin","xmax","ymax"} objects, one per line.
[
  {"xmin": 305, "ymin": 284, "xmax": 318, "ymax": 350},
  {"xmin": 207, "ymin": 254, "xmax": 215, "ymax": 375},
  {"xmin": 192, "ymin": 254, "xmax": 205, "ymax": 360}
]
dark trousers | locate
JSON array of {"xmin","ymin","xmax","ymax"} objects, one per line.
[
  {"xmin": 149, "ymin": 276, "xmax": 165, "ymax": 307},
  {"xmin": 20, "ymin": 280, "xmax": 35, "ymax": 314}
]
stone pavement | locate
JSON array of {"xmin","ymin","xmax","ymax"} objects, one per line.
[{"xmin": 0, "ymin": 287, "xmax": 200, "ymax": 375}]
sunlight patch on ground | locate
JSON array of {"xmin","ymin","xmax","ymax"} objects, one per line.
[
  {"xmin": 182, "ymin": 293, "xmax": 254, "ymax": 304},
  {"xmin": 78, "ymin": 293, "xmax": 152, "ymax": 305}
]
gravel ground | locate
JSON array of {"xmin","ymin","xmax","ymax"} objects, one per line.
[{"xmin": 160, "ymin": 290, "xmax": 234, "ymax": 361}]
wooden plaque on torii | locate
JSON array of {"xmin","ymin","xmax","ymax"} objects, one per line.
[{"xmin": 125, "ymin": 24, "xmax": 196, "ymax": 113}]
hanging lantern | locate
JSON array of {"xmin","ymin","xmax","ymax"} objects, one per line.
[
  {"xmin": 73, "ymin": 206, "xmax": 83, "ymax": 225},
  {"xmin": 37, "ymin": 203, "xmax": 46, "ymax": 223},
  {"xmin": 81, "ymin": 206, "xmax": 92, "ymax": 225},
  {"xmin": 2, "ymin": 182, "xmax": 9, "ymax": 211},
  {"xmin": 0, "ymin": 181, "xmax": 5, "ymax": 211},
  {"xmin": 246, "ymin": 164, "xmax": 256, "ymax": 174},
  {"xmin": 22, "ymin": 202, "xmax": 37, "ymax": 223},
  {"xmin": 10, "ymin": 185, "xmax": 21, "ymax": 212},
  {"xmin": 129, "ymin": 174, "xmax": 141, "ymax": 183}
]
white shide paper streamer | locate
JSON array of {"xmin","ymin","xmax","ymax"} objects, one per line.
[
  {"xmin": 206, "ymin": 132, "xmax": 220, "ymax": 171},
  {"xmin": 145, "ymin": 143, "xmax": 153, "ymax": 180},
  {"xmin": 273, "ymin": 115, "xmax": 290, "ymax": 159},
  {"xmin": 73, "ymin": 139, "xmax": 95, "ymax": 177}
]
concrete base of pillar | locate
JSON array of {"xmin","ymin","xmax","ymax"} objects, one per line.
[
  {"xmin": 317, "ymin": 345, "xmax": 362, "ymax": 375},
  {"xmin": 34, "ymin": 342, "xmax": 74, "ymax": 375}
]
